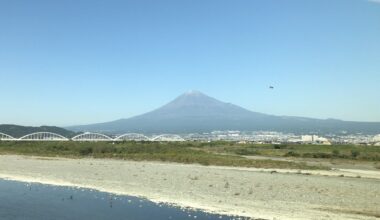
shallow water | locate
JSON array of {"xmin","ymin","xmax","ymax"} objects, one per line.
[{"xmin": 0, "ymin": 179, "xmax": 250, "ymax": 220}]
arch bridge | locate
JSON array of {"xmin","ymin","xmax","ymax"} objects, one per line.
[
  {"xmin": 151, "ymin": 134, "xmax": 185, "ymax": 142},
  {"xmin": 0, "ymin": 132, "xmax": 15, "ymax": 141},
  {"xmin": 114, "ymin": 133, "xmax": 150, "ymax": 141},
  {"xmin": 19, "ymin": 132, "xmax": 69, "ymax": 141},
  {"xmin": 72, "ymin": 132, "xmax": 113, "ymax": 142},
  {"xmin": 0, "ymin": 132, "xmax": 187, "ymax": 142}
]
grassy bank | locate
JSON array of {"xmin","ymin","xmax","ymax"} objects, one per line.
[
  {"xmin": 0, "ymin": 141, "xmax": 328, "ymax": 170},
  {"xmin": 211, "ymin": 143, "xmax": 380, "ymax": 161}
]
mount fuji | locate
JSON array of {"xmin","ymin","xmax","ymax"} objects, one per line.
[{"xmin": 67, "ymin": 91, "xmax": 380, "ymax": 134}]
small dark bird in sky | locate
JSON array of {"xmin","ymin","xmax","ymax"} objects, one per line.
[{"xmin": 269, "ymin": 86, "xmax": 274, "ymax": 89}]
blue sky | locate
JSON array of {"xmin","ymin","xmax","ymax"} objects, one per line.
[{"xmin": 0, "ymin": 0, "xmax": 379, "ymax": 126}]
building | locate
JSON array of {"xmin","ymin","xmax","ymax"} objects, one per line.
[
  {"xmin": 373, "ymin": 134, "xmax": 380, "ymax": 143},
  {"xmin": 301, "ymin": 135, "xmax": 331, "ymax": 145}
]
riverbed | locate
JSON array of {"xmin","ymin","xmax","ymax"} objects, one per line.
[{"xmin": 0, "ymin": 155, "xmax": 379, "ymax": 220}]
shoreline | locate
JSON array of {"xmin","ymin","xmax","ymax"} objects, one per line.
[
  {"xmin": 0, "ymin": 176, "xmax": 248, "ymax": 219},
  {"xmin": 0, "ymin": 155, "xmax": 379, "ymax": 220},
  {"xmin": 0, "ymin": 173, "xmax": 250, "ymax": 218}
]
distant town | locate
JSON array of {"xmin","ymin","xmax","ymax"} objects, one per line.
[
  {"xmin": 177, "ymin": 131, "xmax": 380, "ymax": 146},
  {"xmin": 179, "ymin": 131, "xmax": 380, "ymax": 146},
  {"xmin": 1, "ymin": 129, "xmax": 380, "ymax": 146}
]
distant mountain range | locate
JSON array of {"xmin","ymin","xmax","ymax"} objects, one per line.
[
  {"xmin": 67, "ymin": 91, "xmax": 380, "ymax": 135},
  {"xmin": 0, "ymin": 124, "xmax": 76, "ymax": 138}
]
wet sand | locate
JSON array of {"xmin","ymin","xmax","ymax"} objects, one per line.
[{"xmin": 0, "ymin": 155, "xmax": 379, "ymax": 220}]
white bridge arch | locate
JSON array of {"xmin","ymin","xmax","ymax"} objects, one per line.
[
  {"xmin": 151, "ymin": 134, "xmax": 185, "ymax": 142},
  {"xmin": 0, "ymin": 132, "xmax": 187, "ymax": 142},
  {"xmin": 0, "ymin": 132, "xmax": 15, "ymax": 141},
  {"xmin": 72, "ymin": 132, "xmax": 113, "ymax": 141},
  {"xmin": 19, "ymin": 132, "xmax": 69, "ymax": 141},
  {"xmin": 114, "ymin": 133, "xmax": 150, "ymax": 141}
]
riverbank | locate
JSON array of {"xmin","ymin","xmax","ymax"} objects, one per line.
[{"xmin": 0, "ymin": 155, "xmax": 379, "ymax": 220}]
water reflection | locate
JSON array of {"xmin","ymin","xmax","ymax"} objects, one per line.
[{"xmin": 0, "ymin": 179, "xmax": 253, "ymax": 220}]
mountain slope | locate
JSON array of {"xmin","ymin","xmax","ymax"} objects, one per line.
[
  {"xmin": 68, "ymin": 91, "xmax": 380, "ymax": 134},
  {"xmin": 0, "ymin": 124, "xmax": 76, "ymax": 138}
]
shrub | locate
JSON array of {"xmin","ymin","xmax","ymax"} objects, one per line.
[
  {"xmin": 332, "ymin": 149, "xmax": 340, "ymax": 157},
  {"xmin": 274, "ymin": 144, "xmax": 287, "ymax": 149},
  {"xmin": 79, "ymin": 146, "xmax": 93, "ymax": 155},
  {"xmin": 302, "ymin": 152, "xmax": 331, "ymax": 159},
  {"xmin": 284, "ymin": 151, "xmax": 300, "ymax": 157},
  {"xmin": 235, "ymin": 148, "xmax": 258, "ymax": 155},
  {"xmin": 351, "ymin": 150, "xmax": 360, "ymax": 158},
  {"xmin": 93, "ymin": 145, "xmax": 116, "ymax": 154}
]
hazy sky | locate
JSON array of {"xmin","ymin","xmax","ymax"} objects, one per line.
[{"xmin": 1, "ymin": 0, "xmax": 379, "ymax": 126}]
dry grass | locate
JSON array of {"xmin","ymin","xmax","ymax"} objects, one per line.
[{"xmin": 0, "ymin": 141, "xmax": 327, "ymax": 170}]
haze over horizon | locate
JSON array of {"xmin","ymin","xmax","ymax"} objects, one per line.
[{"xmin": 1, "ymin": 0, "xmax": 379, "ymax": 126}]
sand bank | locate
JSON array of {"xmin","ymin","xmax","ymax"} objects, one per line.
[{"xmin": 0, "ymin": 155, "xmax": 379, "ymax": 220}]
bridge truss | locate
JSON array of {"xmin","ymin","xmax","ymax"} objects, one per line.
[
  {"xmin": 114, "ymin": 133, "xmax": 150, "ymax": 141},
  {"xmin": 151, "ymin": 134, "xmax": 185, "ymax": 142},
  {"xmin": 0, "ymin": 132, "xmax": 15, "ymax": 141},
  {"xmin": 72, "ymin": 132, "xmax": 113, "ymax": 142},
  {"xmin": 18, "ymin": 132, "xmax": 69, "ymax": 141},
  {"xmin": 0, "ymin": 132, "xmax": 187, "ymax": 142}
]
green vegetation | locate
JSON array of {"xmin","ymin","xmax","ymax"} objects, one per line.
[
  {"xmin": 208, "ymin": 143, "xmax": 380, "ymax": 161},
  {"xmin": 0, "ymin": 125, "xmax": 76, "ymax": 138},
  {"xmin": 374, "ymin": 162, "xmax": 380, "ymax": 170},
  {"xmin": 0, "ymin": 141, "xmax": 328, "ymax": 170},
  {"xmin": 2, "ymin": 141, "xmax": 378, "ymax": 170}
]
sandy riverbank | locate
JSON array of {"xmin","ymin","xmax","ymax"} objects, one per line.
[{"xmin": 0, "ymin": 155, "xmax": 379, "ymax": 220}]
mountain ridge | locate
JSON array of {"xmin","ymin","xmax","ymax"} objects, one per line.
[
  {"xmin": 0, "ymin": 124, "xmax": 76, "ymax": 138},
  {"xmin": 67, "ymin": 91, "xmax": 380, "ymax": 134}
]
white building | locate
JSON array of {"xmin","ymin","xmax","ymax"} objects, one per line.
[
  {"xmin": 373, "ymin": 134, "xmax": 380, "ymax": 143},
  {"xmin": 301, "ymin": 135, "xmax": 331, "ymax": 145},
  {"xmin": 301, "ymin": 135, "xmax": 316, "ymax": 142}
]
